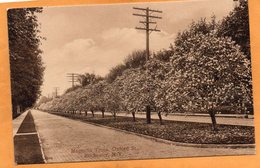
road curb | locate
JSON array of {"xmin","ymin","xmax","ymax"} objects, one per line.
[
  {"xmin": 51, "ymin": 112, "xmax": 255, "ymax": 149},
  {"xmin": 31, "ymin": 112, "xmax": 47, "ymax": 164}
]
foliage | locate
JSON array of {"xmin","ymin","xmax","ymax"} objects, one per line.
[
  {"xmin": 103, "ymin": 82, "xmax": 122, "ymax": 117},
  {"xmin": 64, "ymin": 85, "xmax": 81, "ymax": 94},
  {"xmin": 106, "ymin": 64, "xmax": 127, "ymax": 83},
  {"xmin": 174, "ymin": 17, "xmax": 217, "ymax": 58},
  {"xmin": 106, "ymin": 50, "xmax": 146, "ymax": 83},
  {"xmin": 153, "ymin": 48, "xmax": 173, "ymax": 62},
  {"xmin": 115, "ymin": 68, "xmax": 148, "ymax": 113},
  {"xmin": 35, "ymin": 96, "xmax": 52, "ymax": 108},
  {"xmin": 8, "ymin": 8, "xmax": 45, "ymax": 117},
  {"xmin": 166, "ymin": 32, "xmax": 252, "ymax": 113},
  {"xmin": 124, "ymin": 50, "xmax": 146, "ymax": 69},
  {"xmin": 146, "ymin": 59, "xmax": 171, "ymax": 114},
  {"xmin": 78, "ymin": 73, "xmax": 103, "ymax": 87},
  {"xmin": 217, "ymin": 0, "xmax": 250, "ymax": 59}
]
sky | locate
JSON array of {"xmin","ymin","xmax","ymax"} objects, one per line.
[{"xmin": 37, "ymin": 0, "xmax": 235, "ymax": 97}]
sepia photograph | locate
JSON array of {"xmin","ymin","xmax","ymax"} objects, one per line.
[{"xmin": 8, "ymin": 0, "xmax": 255, "ymax": 165}]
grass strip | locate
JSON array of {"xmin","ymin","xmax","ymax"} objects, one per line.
[{"xmin": 52, "ymin": 112, "xmax": 255, "ymax": 145}]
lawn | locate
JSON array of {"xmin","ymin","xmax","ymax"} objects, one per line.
[{"xmin": 51, "ymin": 112, "xmax": 255, "ymax": 144}]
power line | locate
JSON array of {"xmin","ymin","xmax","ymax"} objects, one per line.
[
  {"xmin": 133, "ymin": 7, "xmax": 162, "ymax": 60},
  {"xmin": 133, "ymin": 13, "xmax": 162, "ymax": 19},
  {"xmin": 133, "ymin": 7, "xmax": 163, "ymax": 124},
  {"xmin": 53, "ymin": 87, "xmax": 59, "ymax": 98},
  {"xmin": 66, "ymin": 73, "xmax": 79, "ymax": 88},
  {"xmin": 133, "ymin": 7, "xmax": 162, "ymax": 13}
]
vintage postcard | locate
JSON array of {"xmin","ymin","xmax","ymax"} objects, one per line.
[{"xmin": 4, "ymin": 0, "xmax": 256, "ymax": 166}]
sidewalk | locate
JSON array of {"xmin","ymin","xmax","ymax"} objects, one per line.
[{"xmin": 12, "ymin": 110, "xmax": 29, "ymax": 137}]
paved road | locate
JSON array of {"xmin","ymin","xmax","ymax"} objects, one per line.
[{"xmin": 30, "ymin": 110, "xmax": 255, "ymax": 163}]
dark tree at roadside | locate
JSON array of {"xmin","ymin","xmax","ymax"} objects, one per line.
[
  {"xmin": 217, "ymin": 0, "xmax": 253, "ymax": 114},
  {"xmin": 8, "ymin": 8, "xmax": 45, "ymax": 118},
  {"xmin": 106, "ymin": 50, "xmax": 146, "ymax": 83},
  {"xmin": 218, "ymin": 0, "xmax": 250, "ymax": 59},
  {"xmin": 78, "ymin": 73, "xmax": 103, "ymax": 87}
]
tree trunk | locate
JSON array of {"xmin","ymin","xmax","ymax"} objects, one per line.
[
  {"xmin": 20, "ymin": 106, "xmax": 24, "ymax": 113},
  {"xmin": 113, "ymin": 112, "xmax": 116, "ymax": 119},
  {"xmin": 91, "ymin": 110, "xmax": 94, "ymax": 117},
  {"xmin": 85, "ymin": 111, "xmax": 87, "ymax": 116},
  {"xmin": 146, "ymin": 105, "xmax": 151, "ymax": 124},
  {"xmin": 209, "ymin": 109, "xmax": 217, "ymax": 131},
  {"xmin": 102, "ymin": 110, "xmax": 105, "ymax": 118},
  {"xmin": 157, "ymin": 112, "xmax": 163, "ymax": 125},
  {"xmin": 12, "ymin": 103, "xmax": 18, "ymax": 119},
  {"xmin": 132, "ymin": 112, "xmax": 136, "ymax": 122}
]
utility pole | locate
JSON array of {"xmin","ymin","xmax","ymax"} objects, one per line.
[
  {"xmin": 53, "ymin": 87, "xmax": 59, "ymax": 98},
  {"xmin": 133, "ymin": 7, "xmax": 162, "ymax": 124},
  {"xmin": 67, "ymin": 73, "xmax": 79, "ymax": 88}
]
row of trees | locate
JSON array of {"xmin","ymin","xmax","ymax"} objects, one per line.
[
  {"xmin": 38, "ymin": 0, "xmax": 253, "ymax": 130},
  {"xmin": 8, "ymin": 8, "xmax": 45, "ymax": 118}
]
